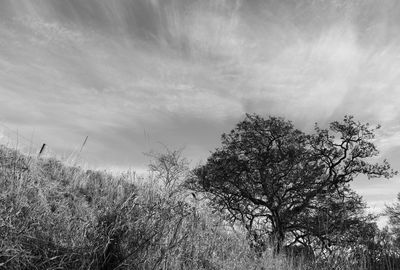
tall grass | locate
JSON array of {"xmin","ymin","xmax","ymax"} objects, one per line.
[
  {"xmin": 0, "ymin": 145, "xmax": 294, "ymax": 269},
  {"xmin": 0, "ymin": 145, "xmax": 399, "ymax": 269}
]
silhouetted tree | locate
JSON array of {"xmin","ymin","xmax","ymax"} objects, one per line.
[{"xmin": 189, "ymin": 114, "xmax": 396, "ymax": 253}]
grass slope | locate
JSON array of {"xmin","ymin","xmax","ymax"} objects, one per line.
[
  {"xmin": 1, "ymin": 145, "xmax": 397, "ymax": 270},
  {"xmin": 0, "ymin": 145, "xmax": 298, "ymax": 270}
]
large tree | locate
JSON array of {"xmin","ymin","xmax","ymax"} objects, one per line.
[{"xmin": 189, "ymin": 114, "xmax": 396, "ymax": 252}]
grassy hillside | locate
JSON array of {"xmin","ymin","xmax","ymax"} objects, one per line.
[
  {"xmin": 0, "ymin": 145, "xmax": 397, "ymax": 270},
  {"xmin": 0, "ymin": 145, "xmax": 297, "ymax": 270}
]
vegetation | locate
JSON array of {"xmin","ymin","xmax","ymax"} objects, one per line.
[
  {"xmin": 1, "ymin": 114, "xmax": 400, "ymax": 269},
  {"xmin": 386, "ymin": 194, "xmax": 400, "ymax": 249},
  {"xmin": 0, "ymin": 145, "xmax": 296, "ymax": 270},
  {"xmin": 189, "ymin": 114, "xmax": 396, "ymax": 253}
]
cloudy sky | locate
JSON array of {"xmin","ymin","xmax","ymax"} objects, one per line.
[{"xmin": 1, "ymin": 0, "xmax": 400, "ymax": 219}]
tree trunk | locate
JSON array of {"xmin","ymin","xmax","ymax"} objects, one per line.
[{"xmin": 271, "ymin": 213, "xmax": 285, "ymax": 255}]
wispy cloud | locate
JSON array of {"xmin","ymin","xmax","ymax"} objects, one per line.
[{"xmin": 1, "ymin": 0, "xmax": 399, "ymax": 184}]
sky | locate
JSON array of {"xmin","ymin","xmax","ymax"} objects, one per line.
[{"xmin": 1, "ymin": 0, "xmax": 400, "ymax": 222}]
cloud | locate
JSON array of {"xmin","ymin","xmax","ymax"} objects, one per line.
[{"xmin": 0, "ymin": 1, "xmax": 399, "ymax": 217}]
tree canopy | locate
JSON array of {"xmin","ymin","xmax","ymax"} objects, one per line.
[{"xmin": 189, "ymin": 114, "xmax": 397, "ymax": 252}]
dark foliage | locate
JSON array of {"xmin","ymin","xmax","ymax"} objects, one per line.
[{"xmin": 189, "ymin": 114, "xmax": 397, "ymax": 252}]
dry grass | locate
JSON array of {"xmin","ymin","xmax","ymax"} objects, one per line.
[{"xmin": 0, "ymin": 145, "xmax": 398, "ymax": 270}]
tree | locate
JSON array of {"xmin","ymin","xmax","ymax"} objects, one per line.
[
  {"xmin": 146, "ymin": 147, "xmax": 189, "ymax": 191},
  {"xmin": 386, "ymin": 194, "xmax": 400, "ymax": 249},
  {"xmin": 294, "ymin": 185, "xmax": 377, "ymax": 251},
  {"xmin": 188, "ymin": 114, "xmax": 396, "ymax": 252}
]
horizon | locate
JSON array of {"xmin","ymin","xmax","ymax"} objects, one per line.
[{"xmin": 1, "ymin": 0, "xmax": 400, "ymax": 226}]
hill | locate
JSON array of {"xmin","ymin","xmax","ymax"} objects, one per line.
[
  {"xmin": 0, "ymin": 145, "xmax": 398, "ymax": 270},
  {"xmin": 0, "ymin": 145, "xmax": 297, "ymax": 270}
]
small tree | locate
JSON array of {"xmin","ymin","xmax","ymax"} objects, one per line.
[
  {"xmin": 189, "ymin": 114, "xmax": 396, "ymax": 252},
  {"xmin": 386, "ymin": 194, "xmax": 400, "ymax": 249},
  {"xmin": 146, "ymin": 147, "xmax": 189, "ymax": 190}
]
